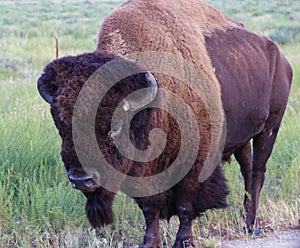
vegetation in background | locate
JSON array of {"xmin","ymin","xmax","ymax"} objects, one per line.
[{"xmin": 0, "ymin": 0, "xmax": 299, "ymax": 247}]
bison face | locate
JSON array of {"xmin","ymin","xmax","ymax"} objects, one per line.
[{"xmin": 37, "ymin": 52, "xmax": 158, "ymax": 193}]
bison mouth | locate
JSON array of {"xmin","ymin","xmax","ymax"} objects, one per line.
[{"xmin": 71, "ymin": 179, "xmax": 100, "ymax": 193}]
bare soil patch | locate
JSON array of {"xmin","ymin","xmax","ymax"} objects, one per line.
[{"xmin": 221, "ymin": 229, "xmax": 300, "ymax": 248}]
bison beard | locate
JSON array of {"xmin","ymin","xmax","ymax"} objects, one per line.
[
  {"xmin": 84, "ymin": 188, "xmax": 114, "ymax": 228},
  {"xmin": 197, "ymin": 164, "xmax": 229, "ymax": 212}
]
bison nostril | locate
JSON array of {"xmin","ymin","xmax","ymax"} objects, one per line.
[
  {"xmin": 85, "ymin": 178, "xmax": 96, "ymax": 188},
  {"xmin": 67, "ymin": 170, "xmax": 99, "ymax": 191}
]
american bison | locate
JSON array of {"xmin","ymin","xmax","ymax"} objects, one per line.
[{"xmin": 37, "ymin": 0, "xmax": 292, "ymax": 247}]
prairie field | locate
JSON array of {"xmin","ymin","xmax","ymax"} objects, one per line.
[{"xmin": 0, "ymin": 0, "xmax": 299, "ymax": 247}]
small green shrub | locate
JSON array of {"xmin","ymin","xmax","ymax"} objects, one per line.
[{"xmin": 269, "ymin": 25, "xmax": 300, "ymax": 44}]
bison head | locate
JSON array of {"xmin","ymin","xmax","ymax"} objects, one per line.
[{"xmin": 37, "ymin": 52, "xmax": 158, "ymax": 227}]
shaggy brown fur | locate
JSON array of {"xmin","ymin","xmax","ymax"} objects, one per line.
[
  {"xmin": 37, "ymin": 0, "xmax": 292, "ymax": 247},
  {"xmin": 38, "ymin": 51, "xmax": 229, "ymax": 247}
]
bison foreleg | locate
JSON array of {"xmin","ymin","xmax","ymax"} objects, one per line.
[
  {"xmin": 139, "ymin": 205, "xmax": 162, "ymax": 248},
  {"xmin": 173, "ymin": 203, "xmax": 195, "ymax": 248}
]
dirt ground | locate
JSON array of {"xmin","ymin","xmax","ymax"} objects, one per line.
[{"xmin": 221, "ymin": 229, "xmax": 300, "ymax": 248}]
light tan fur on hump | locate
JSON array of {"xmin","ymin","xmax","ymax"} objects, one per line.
[
  {"xmin": 97, "ymin": 0, "xmax": 240, "ymax": 88},
  {"xmin": 96, "ymin": 0, "xmax": 241, "ymax": 165}
]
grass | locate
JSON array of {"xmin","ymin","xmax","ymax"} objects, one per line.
[{"xmin": 0, "ymin": 0, "xmax": 299, "ymax": 247}]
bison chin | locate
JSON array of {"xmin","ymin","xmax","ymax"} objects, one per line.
[{"xmin": 84, "ymin": 188, "xmax": 114, "ymax": 228}]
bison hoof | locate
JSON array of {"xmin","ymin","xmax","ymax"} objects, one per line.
[
  {"xmin": 252, "ymin": 228, "xmax": 261, "ymax": 236},
  {"xmin": 172, "ymin": 239, "xmax": 195, "ymax": 248},
  {"xmin": 139, "ymin": 240, "xmax": 162, "ymax": 248},
  {"xmin": 243, "ymin": 227, "xmax": 261, "ymax": 236},
  {"xmin": 243, "ymin": 226, "xmax": 249, "ymax": 234}
]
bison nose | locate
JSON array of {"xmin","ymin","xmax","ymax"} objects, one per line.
[{"xmin": 67, "ymin": 169, "xmax": 99, "ymax": 192}]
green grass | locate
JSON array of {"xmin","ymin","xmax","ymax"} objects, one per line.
[
  {"xmin": 0, "ymin": 0, "xmax": 299, "ymax": 247},
  {"xmin": 206, "ymin": 0, "xmax": 300, "ymax": 41}
]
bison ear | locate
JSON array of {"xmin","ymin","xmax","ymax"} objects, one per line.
[
  {"xmin": 37, "ymin": 76, "xmax": 58, "ymax": 104},
  {"xmin": 123, "ymin": 71, "xmax": 158, "ymax": 112}
]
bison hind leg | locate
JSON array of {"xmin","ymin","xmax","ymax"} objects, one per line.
[
  {"xmin": 85, "ymin": 189, "xmax": 114, "ymax": 228},
  {"xmin": 246, "ymin": 111, "xmax": 285, "ymax": 232},
  {"xmin": 234, "ymin": 141, "xmax": 252, "ymax": 214}
]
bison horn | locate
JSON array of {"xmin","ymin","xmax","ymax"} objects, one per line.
[
  {"xmin": 37, "ymin": 77, "xmax": 57, "ymax": 104},
  {"xmin": 123, "ymin": 71, "xmax": 158, "ymax": 111}
]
